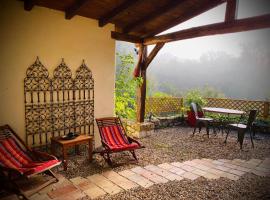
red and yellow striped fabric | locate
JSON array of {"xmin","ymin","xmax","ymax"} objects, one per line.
[{"xmin": 100, "ymin": 125, "xmax": 139, "ymax": 151}]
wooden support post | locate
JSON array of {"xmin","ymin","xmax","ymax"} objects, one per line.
[
  {"xmin": 225, "ymin": 0, "xmax": 238, "ymax": 22},
  {"xmin": 136, "ymin": 45, "xmax": 147, "ymax": 123},
  {"xmin": 263, "ymin": 101, "xmax": 269, "ymax": 119}
]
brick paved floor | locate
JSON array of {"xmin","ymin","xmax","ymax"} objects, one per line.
[{"xmin": 3, "ymin": 158, "xmax": 270, "ymax": 200}]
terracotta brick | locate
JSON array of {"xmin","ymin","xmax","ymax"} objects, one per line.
[
  {"xmin": 207, "ymin": 168, "xmax": 224, "ymax": 177},
  {"xmin": 212, "ymin": 160, "xmax": 224, "ymax": 166},
  {"xmin": 158, "ymin": 163, "xmax": 186, "ymax": 176},
  {"xmin": 251, "ymin": 169, "xmax": 268, "ymax": 177},
  {"xmin": 54, "ymin": 190, "xmax": 86, "ymax": 200},
  {"xmin": 144, "ymin": 165, "xmax": 183, "ymax": 181},
  {"xmin": 87, "ymin": 174, "xmax": 122, "ymax": 195},
  {"xmin": 70, "ymin": 177, "xmax": 86, "ymax": 185},
  {"xmin": 30, "ymin": 194, "xmax": 50, "ymax": 200},
  {"xmin": 102, "ymin": 170, "xmax": 138, "ymax": 190},
  {"xmin": 214, "ymin": 165, "xmax": 231, "ymax": 172},
  {"xmin": 83, "ymin": 185, "xmax": 107, "ymax": 199},
  {"xmin": 203, "ymin": 172, "xmax": 219, "ymax": 179},
  {"xmin": 254, "ymin": 166, "xmax": 270, "ymax": 173},
  {"xmin": 131, "ymin": 167, "xmax": 168, "ymax": 184},
  {"xmin": 247, "ymin": 159, "xmax": 262, "ymax": 165},
  {"xmin": 222, "ymin": 172, "xmax": 240, "ymax": 181},
  {"xmin": 181, "ymin": 172, "xmax": 199, "ymax": 180},
  {"xmin": 47, "ymin": 184, "xmax": 78, "ymax": 199},
  {"xmin": 118, "ymin": 170, "xmax": 154, "ymax": 188},
  {"xmin": 228, "ymin": 169, "xmax": 246, "ymax": 176},
  {"xmin": 192, "ymin": 169, "xmax": 207, "ymax": 177},
  {"xmin": 179, "ymin": 164, "xmax": 196, "ymax": 172}
]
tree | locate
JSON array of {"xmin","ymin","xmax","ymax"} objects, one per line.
[{"xmin": 115, "ymin": 54, "xmax": 142, "ymax": 119}]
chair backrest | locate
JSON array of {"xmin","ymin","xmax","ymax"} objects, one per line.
[
  {"xmin": 246, "ymin": 110, "xmax": 257, "ymax": 128},
  {"xmin": 95, "ymin": 117, "xmax": 130, "ymax": 147},
  {"xmin": 190, "ymin": 102, "xmax": 199, "ymax": 119},
  {"xmin": 0, "ymin": 125, "xmax": 33, "ymax": 170}
]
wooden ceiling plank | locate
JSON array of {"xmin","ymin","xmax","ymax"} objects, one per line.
[
  {"xmin": 145, "ymin": 43, "xmax": 165, "ymax": 68},
  {"xmin": 144, "ymin": 14, "xmax": 270, "ymax": 45},
  {"xmin": 24, "ymin": 0, "xmax": 35, "ymax": 11},
  {"xmin": 122, "ymin": 0, "xmax": 187, "ymax": 34},
  {"xmin": 143, "ymin": 0, "xmax": 226, "ymax": 38},
  {"xmin": 225, "ymin": 0, "xmax": 238, "ymax": 22},
  {"xmin": 111, "ymin": 31, "xmax": 143, "ymax": 43},
  {"xmin": 99, "ymin": 0, "xmax": 140, "ymax": 27},
  {"xmin": 65, "ymin": 0, "xmax": 90, "ymax": 20}
]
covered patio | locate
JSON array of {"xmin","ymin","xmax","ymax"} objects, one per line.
[{"xmin": 0, "ymin": 0, "xmax": 270, "ymax": 199}]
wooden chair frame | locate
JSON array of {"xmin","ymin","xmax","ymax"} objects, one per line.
[
  {"xmin": 95, "ymin": 117, "xmax": 144, "ymax": 166},
  {"xmin": 0, "ymin": 125, "xmax": 60, "ymax": 200}
]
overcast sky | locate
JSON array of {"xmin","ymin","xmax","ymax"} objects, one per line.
[{"xmin": 151, "ymin": 0, "xmax": 270, "ymax": 60}]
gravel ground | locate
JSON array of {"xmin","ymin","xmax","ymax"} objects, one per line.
[{"xmin": 54, "ymin": 126, "xmax": 270, "ymax": 200}]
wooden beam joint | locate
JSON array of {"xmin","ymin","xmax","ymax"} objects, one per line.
[
  {"xmin": 99, "ymin": 0, "xmax": 140, "ymax": 27},
  {"xmin": 111, "ymin": 31, "xmax": 143, "ymax": 43},
  {"xmin": 145, "ymin": 43, "xmax": 165, "ymax": 68},
  {"xmin": 24, "ymin": 0, "xmax": 35, "ymax": 11},
  {"xmin": 65, "ymin": 0, "xmax": 89, "ymax": 20}
]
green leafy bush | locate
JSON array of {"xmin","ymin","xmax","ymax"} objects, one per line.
[
  {"xmin": 184, "ymin": 89, "xmax": 207, "ymax": 110},
  {"xmin": 115, "ymin": 54, "xmax": 142, "ymax": 120}
]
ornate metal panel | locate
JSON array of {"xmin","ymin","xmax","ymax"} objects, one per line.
[
  {"xmin": 51, "ymin": 59, "xmax": 75, "ymax": 137},
  {"xmin": 24, "ymin": 58, "xmax": 94, "ymax": 148},
  {"xmin": 24, "ymin": 57, "xmax": 52, "ymax": 147},
  {"xmin": 74, "ymin": 60, "xmax": 94, "ymax": 137}
]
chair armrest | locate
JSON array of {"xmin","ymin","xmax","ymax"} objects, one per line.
[
  {"xmin": 127, "ymin": 136, "xmax": 144, "ymax": 147},
  {"xmin": 31, "ymin": 150, "xmax": 58, "ymax": 161},
  {"xmin": 101, "ymin": 140, "xmax": 111, "ymax": 150}
]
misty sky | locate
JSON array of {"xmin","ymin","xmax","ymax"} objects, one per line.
[{"xmin": 150, "ymin": 0, "xmax": 270, "ymax": 60}]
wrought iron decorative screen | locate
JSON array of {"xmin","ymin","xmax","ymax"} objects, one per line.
[{"xmin": 24, "ymin": 57, "xmax": 94, "ymax": 148}]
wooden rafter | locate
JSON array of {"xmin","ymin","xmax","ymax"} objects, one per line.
[
  {"xmin": 111, "ymin": 31, "xmax": 143, "ymax": 43},
  {"xmin": 122, "ymin": 0, "xmax": 187, "ymax": 34},
  {"xmin": 145, "ymin": 43, "xmax": 165, "ymax": 68},
  {"xmin": 142, "ymin": 0, "xmax": 226, "ymax": 38},
  {"xmin": 99, "ymin": 0, "xmax": 140, "ymax": 27},
  {"xmin": 143, "ymin": 14, "xmax": 270, "ymax": 45},
  {"xmin": 65, "ymin": 0, "xmax": 89, "ymax": 20},
  {"xmin": 225, "ymin": 0, "xmax": 238, "ymax": 22},
  {"xmin": 24, "ymin": 0, "xmax": 35, "ymax": 11}
]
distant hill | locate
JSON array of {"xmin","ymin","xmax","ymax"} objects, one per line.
[{"xmin": 116, "ymin": 39, "xmax": 270, "ymax": 101}]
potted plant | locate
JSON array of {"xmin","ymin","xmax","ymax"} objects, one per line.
[{"xmin": 183, "ymin": 90, "xmax": 207, "ymax": 126}]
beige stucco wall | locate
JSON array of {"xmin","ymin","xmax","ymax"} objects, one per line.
[{"xmin": 0, "ymin": 0, "xmax": 115, "ymax": 146}]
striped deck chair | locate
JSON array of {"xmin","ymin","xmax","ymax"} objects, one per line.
[
  {"xmin": 0, "ymin": 125, "xmax": 61, "ymax": 200},
  {"xmin": 95, "ymin": 117, "xmax": 144, "ymax": 166}
]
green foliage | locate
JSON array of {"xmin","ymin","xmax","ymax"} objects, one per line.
[
  {"xmin": 184, "ymin": 89, "xmax": 207, "ymax": 109},
  {"xmin": 115, "ymin": 54, "xmax": 141, "ymax": 120}
]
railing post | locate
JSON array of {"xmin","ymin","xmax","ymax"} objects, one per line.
[{"xmin": 263, "ymin": 101, "xmax": 269, "ymax": 119}]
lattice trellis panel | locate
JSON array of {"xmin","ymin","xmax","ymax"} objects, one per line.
[
  {"xmin": 206, "ymin": 98, "xmax": 268, "ymax": 118},
  {"xmin": 145, "ymin": 97, "xmax": 183, "ymax": 116},
  {"xmin": 24, "ymin": 57, "xmax": 94, "ymax": 148},
  {"xmin": 145, "ymin": 97, "xmax": 269, "ymax": 118}
]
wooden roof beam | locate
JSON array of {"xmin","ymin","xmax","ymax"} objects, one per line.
[
  {"xmin": 225, "ymin": 0, "xmax": 238, "ymax": 22},
  {"xmin": 122, "ymin": 0, "xmax": 187, "ymax": 34},
  {"xmin": 143, "ymin": 0, "xmax": 226, "ymax": 38},
  {"xmin": 65, "ymin": 0, "xmax": 90, "ymax": 20},
  {"xmin": 145, "ymin": 43, "xmax": 165, "ymax": 69},
  {"xmin": 24, "ymin": 0, "xmax": 35, "ymax": 11},
  {"xmin": 111, "ymin": 31, "xmax": 143, "ymax": 43},
  {"xmin": 144, "ymin": 14, "xmax": 270, "ymax": 45},
  {"xmin": 99, "ymin": 0, "xmax": 140, "ymax": 27}
]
